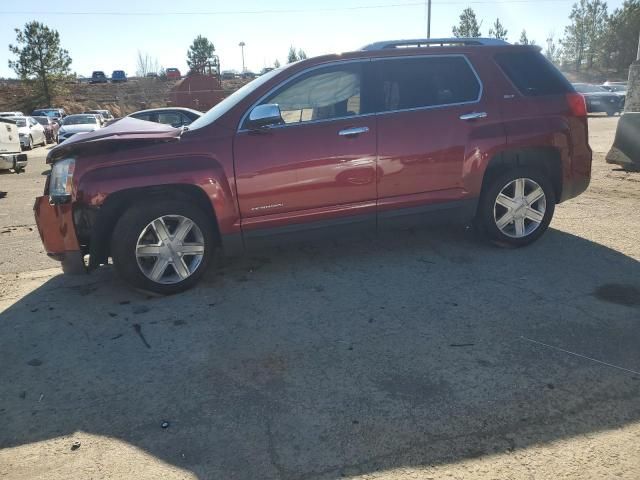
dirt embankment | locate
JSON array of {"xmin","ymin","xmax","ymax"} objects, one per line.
[{"xmin": 0, "ymin": 77, "xmax": 250, "ymax": 116}]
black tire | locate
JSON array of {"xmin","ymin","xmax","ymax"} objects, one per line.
[
  {"xmin": 111, "ymin": 200, "xmax": 216, "ymax": 294},
  {"xmin": 27, "ymin": 136, "xmax": 33, "ymax": 150},
  {"xmin": 606, "ymin": 109, "xmax": 615, "ymax": 117},
  {"xmin": 475, "ymin": 167, "xmax": 556, "ymax": 247}
]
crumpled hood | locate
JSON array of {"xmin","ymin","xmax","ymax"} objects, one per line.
[{"xmin": 47, "ymin": 117, "xmax": 182, "ymax": 163}]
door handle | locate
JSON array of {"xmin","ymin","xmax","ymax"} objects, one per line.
[
  {"xmin": 338, "ymin": 126, "xmax": 369, "ymax": 137},
  {"xmin": 459, "ymin": 112, "xmax": 487, "ymax": 121}
]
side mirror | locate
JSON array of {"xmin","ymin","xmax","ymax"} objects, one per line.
[{"xmin": 247, "ymin": 104, "xmax": 283, "ymax": 129}]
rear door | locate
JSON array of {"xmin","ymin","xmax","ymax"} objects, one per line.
[{"xmin": 372, "ymin": 55, "xmax": 488, "ymax": 214}]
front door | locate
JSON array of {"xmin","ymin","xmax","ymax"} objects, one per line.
[{"xmin": 234, "ymin": 61, "xmax": 377, "ymax": 235}]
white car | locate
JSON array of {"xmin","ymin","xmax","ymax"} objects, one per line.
[
  {"xmin": 9, "ymin": 116, "xmax": 46, "ymax": 150},
  {"xmin": 58, "ymin": 114, "xmax": 102, "ymax": 143}
]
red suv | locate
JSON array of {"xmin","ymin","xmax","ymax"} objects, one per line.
[{"xmin": 34, "ymin": 38, "xmax": 591, "ymax": 294}]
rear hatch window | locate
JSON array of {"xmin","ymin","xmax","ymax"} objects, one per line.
[{"xmin": 495, "ymin": 51, "xmax": 573, "ymax": 96}]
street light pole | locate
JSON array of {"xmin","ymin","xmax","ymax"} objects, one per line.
[
  {"xmin": 427, "ymin": 0, "xmax": 432, "ymax": 39},
  {"xmin": 239, "ymin": 41, "xmax": 246, "ymax": 73}
]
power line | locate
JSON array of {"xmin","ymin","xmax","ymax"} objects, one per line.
[{"xmin": 0, "ymin": 0, "xmax": 575, "ymax": 17}]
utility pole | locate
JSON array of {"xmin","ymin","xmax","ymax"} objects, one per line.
[
  {"xmin": 239, "ymin": 41, "xmax": 246, "ymax": 73},
  {"xmin": 426, "ymin": 0, "xmax": 432, "ymax": 39}
]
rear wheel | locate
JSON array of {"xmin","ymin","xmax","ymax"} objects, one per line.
[
  {"xmin": 476, "ymin": 168, "xmax": 556, "ymax": 247},
  {"xmin": 111, "ymin": 200, "xmax": 215, "ymax": 294}
]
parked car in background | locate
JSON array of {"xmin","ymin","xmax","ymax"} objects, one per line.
[
  {"xmin": 601, "ymin": 83, "xmax": 627, "ymax": 104},
  {"xmin": 241, "ymin": 71, "xmax": 256, "ymax": 80},
  {"xmin": 145, "ymin": 72, "xmax": 159, "ymax": 78},
  {"xmin": 111, "ymin": 70, "xmax": 127, "ymax": 83},
  {"xmin": 90, "ymin": 71, "xmax": 108, "ymax": 84},
  {"xmin": 33, "ymin": 116, "xmax": 60, "ymax": 143},
  {"xmin": 31, "ymin": 108, "xmax": 66, "ymax": 123},
  {"xmin": 84, "ymin": 110, "xmax": 114, "ymax": 125},
  {"xmin": 57, "ymin": 114, "xmax": 102, "ymax": 142},
  {"xmin": 0, "ymin": 117, "xmax": 28, "ymax": 172},
  {"xmin": 221, "ymin": 70, "xmax": 237, "ymax": 80},
  {"xmin": 10, "ymin": 116, "xmax": 46, "ymax": 150},
  {"xmin": 260, "ymin": 67, "xmax": 275, "ymax": 75},
  {"xmin": 603, "ymin": 80, "xmax": 627, "ymax": 88},
  {"xmin": 166, "ymin": 68, "xmax": 181, "ymax": 80},
  {"xmin": 0, "ymin": 111, "xmax": 25, "ymax": 117},
  {"xmin": 128, "ymin": 107, "xmax": 202, "ymax": 127},
  {"xmin": 35, "ymin": 39, "xmax": 592, "ymax": 294},
  {"xmin": 573, "ymin": 83, "xmax": 624, "ymax": 115}
]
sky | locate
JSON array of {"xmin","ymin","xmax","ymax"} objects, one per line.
[{"xmin": 0, "ymin": 0, "xmax": 627, "ymax": 78}]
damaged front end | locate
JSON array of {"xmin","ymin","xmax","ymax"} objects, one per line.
[{"xmin": 35, "ymin": 117, "xmax": 184, "ymax": 274}]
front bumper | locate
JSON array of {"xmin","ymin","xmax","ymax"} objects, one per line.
[
  {"xmin": 0, "ymin": 153, "xmax": 27, "ymax": 171},
  {"xmin": 33, "ymin": 196, "xmax": 86, "ymax": 274}
]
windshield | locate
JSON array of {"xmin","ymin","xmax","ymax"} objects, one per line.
[
  {"xmin": 606, "ymin": 85, "xmax": 625, "ymax": 92},
  {"xmin": 34, "ymin": 117, "xmax": 49, "ymax": 125},
  {"xmin": 63, "ymin": 115, "xmax": 97, "ymax": 125},
  {"xmin": 187, "ymin": 66, "xmax": 284, "ymax": 131},
  {"xmin": 574, "ymin": 84, "xmax": 607, "ymax": 93}
]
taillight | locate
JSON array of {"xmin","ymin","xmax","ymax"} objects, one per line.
[{"xmin": 567, "ymin": 93, "xmax": 587, "ymax": 117}]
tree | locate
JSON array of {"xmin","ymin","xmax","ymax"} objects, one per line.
[
  {"xmin": 562, "ymin": 0, "xmax": 608, "ymax": 71},
  {"xmin": 287, "ymin": 46, "xmax": 299, "ymax": 63},
  {"xmin": 489, "ymin": 18, "xmax": 508, "ymax": 40},
  {"xmin": 187, "ymin": 35, "xmax": 215, "ymax": 74},
  {"xmin": 545, "ymin": 34, "xmax": 562, "ymax": 64},
  {"xmin": 519, "ymin": 29, "xmax": 531, "ymax": 45},
  {"xmin": 600, "ymin": 0, "xmax": 640, "ymax": 71},
  {"xmin": 8, "ymin": 21, "xmax": 72, "ymax": 105},
  {"xmin": 452, "ymin": 8, "xmax": 482, "ymax": 37},
  {"xmin": 274, "ymin": 59, "xmax": 281, "ymax": 68},
  {"xmin": 298, "ymin": 49, "xmax": 308, "ymax": 60},
  {"xmin": 135, "ymin": 51, "xmax": 160, "ymax": 77}
]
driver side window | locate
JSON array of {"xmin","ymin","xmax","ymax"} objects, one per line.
[{"xmin": 264, "ymin": 64, "xmax": 362, "ymax": 125}]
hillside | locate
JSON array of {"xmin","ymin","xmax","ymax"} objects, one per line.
[{"xmin": 0, "ymin": 77, "xmax": 249, "ymax": 116}]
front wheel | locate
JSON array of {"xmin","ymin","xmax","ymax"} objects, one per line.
[
  {"xmin": 111, "ymin": 200, "xmax": 215, "ymax": 294},
  {"xmin": 475, "ymin": 168, "xmax": 556, "ymax": 247}
]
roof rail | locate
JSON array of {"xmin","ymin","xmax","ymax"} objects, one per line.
[{"xmin": 361, "ymin": 38, "xmax": 510, "ymax": 50}]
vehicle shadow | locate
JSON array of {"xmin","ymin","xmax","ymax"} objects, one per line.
[{"xmin": 1, "ymin": 227, "xmax": 639, "ymax": 479}]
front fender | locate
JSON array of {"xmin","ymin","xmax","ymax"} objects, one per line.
[{"xmin": 76, "ymin": 154, "xmax": 239, "ymax": 236}]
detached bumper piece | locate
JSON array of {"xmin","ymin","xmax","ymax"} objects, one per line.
[
  {"xmin": 33, "ymin": 196, "xmax": 87, "ymax": 274},
  {"xmin": 0, "ymin": 153, "xmax": 27, "ymax": 172}
]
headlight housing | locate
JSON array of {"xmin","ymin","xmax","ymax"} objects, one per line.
[{"xmin": 49, "ymin": 158, "xmax": 75, "ymax": 204}]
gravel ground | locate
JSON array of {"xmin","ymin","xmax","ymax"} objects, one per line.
[{"xmin": 0, "ymin": 116, "xmax": 638, "ymax": 480}]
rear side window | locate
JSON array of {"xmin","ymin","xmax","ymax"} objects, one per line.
[
  {"xmin": 495, "ymin": 51, "xmax": 572, "ymax": 96},
  {"xmin": 373, "ymin": 56, "xmax": 481, "ymax": 112}
]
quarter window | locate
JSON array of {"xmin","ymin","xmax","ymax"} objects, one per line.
[
  {"xmin": 373, "ymin": 56, "xmax": 481, "ymax": 112},
  {"xmin": 264, "ymin": 65, "xmax": 362, "ymax": 124}
]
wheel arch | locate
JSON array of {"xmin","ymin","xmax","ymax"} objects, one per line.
[
  {"xmin": 480, "ymin": 147, "xmax": 563, "ymax": 202},
  {"xmin": 86, "ymin": 184, "xmax": 221, "ymax": 269}
]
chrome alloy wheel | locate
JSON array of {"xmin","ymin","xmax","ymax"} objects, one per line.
[
  {"xmin": 135, "ymin": 215, "xmax": 205, "ymax": 284},
  {"xmin": 493, "ymin": 178, "xmax": 546, "ymax": 238}
]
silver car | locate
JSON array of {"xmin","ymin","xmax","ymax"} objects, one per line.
[
  {"xmin": 58, "ymin": 114, "xmax": 102, "ymax": 142},
  {"xmin": 9, "ymin": 116, "xmax": 46, "ymax": 150}
]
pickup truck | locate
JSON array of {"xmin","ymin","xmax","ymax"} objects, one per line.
[{"xmin": 0, "ymin": 117, "xmax": 28, "ymax": 173}]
